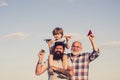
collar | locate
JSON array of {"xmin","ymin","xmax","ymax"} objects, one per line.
[{"xmin": 70, "ymin": 53, "xmax": 82, "ymax": 57}]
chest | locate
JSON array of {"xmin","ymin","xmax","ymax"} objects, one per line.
[
  {"xmin": 53, "ymin": 60, "xmax": 63, "ymax": 68},
  {"xmin": 72, "ymin": 56, "xmax": 89, "ymax": 69}
]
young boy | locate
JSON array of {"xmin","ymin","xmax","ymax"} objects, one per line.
[{"xmin": 46, "ymin": 27, "xmax": 71, "ymax": 70}]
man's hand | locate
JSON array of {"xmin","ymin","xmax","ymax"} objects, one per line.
[
  {"xmin": 89, "ymin": 34, "xmax": 95, "ymax": 41},
  {"xmin": 38, "ymin": 49, "xmax": 45, "ymax": 63},
  {"xmin": 87, "ymin": 31, "xmax": 98, "ymax": 51}
]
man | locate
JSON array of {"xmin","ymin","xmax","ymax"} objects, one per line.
[
  {"xmin": 67, "ymin": 33, "xmax": 100, "ymax": 80},
  {"xmin": 35, "ymin": 42, "xmax": 71, "ymax": 80}
]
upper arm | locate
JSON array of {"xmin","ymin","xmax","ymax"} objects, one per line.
[{"xmin": 35, "ymin": 60, "xmax": 48, "ymax": 75}]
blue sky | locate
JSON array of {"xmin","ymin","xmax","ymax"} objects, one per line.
[{"xmin": 0, "ymin": 0, "xmax": 120, "ymax": 80}]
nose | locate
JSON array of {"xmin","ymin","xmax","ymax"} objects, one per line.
[{"xmin": 56, "ymin": 48, "xmax": 61, "ymax": 51}]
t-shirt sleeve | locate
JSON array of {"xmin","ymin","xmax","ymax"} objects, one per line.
[{"xmin": 42, "ymin": 59, "xmax": 49, "ymax": 69}]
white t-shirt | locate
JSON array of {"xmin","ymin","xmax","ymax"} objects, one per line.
[{"xmin": 43, "ymin": 59, "xmax": 68, "ymax": 80}]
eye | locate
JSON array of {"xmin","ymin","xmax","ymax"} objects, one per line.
[{"xmin": 72, "ymin": 46, "xmax": 80, "ymax": 48}]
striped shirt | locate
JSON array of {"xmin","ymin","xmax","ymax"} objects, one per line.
[{"xmin": 67, "ymin": 50, "xmax": 100, "ymax": 80}]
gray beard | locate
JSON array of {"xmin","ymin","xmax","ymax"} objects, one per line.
[{"xmin": 72, "ymin": 51, "xmax": 80, "ymax": 56}]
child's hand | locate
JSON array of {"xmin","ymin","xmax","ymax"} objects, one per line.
[
  {"xmin": 47, "ymin": 40, "xmax": 53, "ymax": 47},
  {"xmin": 64, "ymin": 36, "xmax": 71, "ymax": 42}
]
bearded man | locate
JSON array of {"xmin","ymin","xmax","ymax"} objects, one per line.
[
  {"xmin": 67, "ymin": 33, "xmax": 100, "ymax": 80},
  {"xmin": 35, "ymin": 42, "xmax": 71, "ymax": 80}
]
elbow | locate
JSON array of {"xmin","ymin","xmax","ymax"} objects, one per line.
[
  {"xmin": 35, "ymin": 71, "xmax": 39, "ymax": 75},
  {"xmin": 35, "ymin": 73, "xmax": 40, "ymax": 76},
  {"xmin": 35, "ymin": 72, "xmax": 42, "ymax": 76},
  {"xmin": 35, "ymin": 71, "xmax": 42, "ymax": 76}
]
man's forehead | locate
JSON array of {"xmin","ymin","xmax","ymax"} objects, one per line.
[
  {"xmin": 55, "ymin": 45, "xmax": 63, "ymax": 48},
  {"xmin": 73, "ymin": 41, "xmax": 82, "ymax": 45}
]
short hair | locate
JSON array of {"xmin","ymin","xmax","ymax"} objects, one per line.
[
  {"xmin": 54, "ymin": 42, "xmax": 65, "ymax": 50},
  {"xmin": 52, "ymin": 27, "xmax": 63, "ymax": 37}
]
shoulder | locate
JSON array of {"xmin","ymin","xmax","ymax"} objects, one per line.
[{"xmin": 48, "ymin": 54, "xmax": 53, "ymax": 57}]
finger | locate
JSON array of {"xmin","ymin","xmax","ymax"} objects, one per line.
[
  {"xmin": 64, "ymin": 36, "xmax": 71, "ymax": 39},
  {"xmin": 90, "ymin": 34, "xmax": 95, "ymax": 37},
  {"xmin": 87, "ymin": 30, "xmax": 92, "ymax": 36}
]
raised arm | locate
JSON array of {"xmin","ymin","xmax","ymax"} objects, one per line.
[
  {"xmin": 88, "ymin": 33, "xmax": 100, "ymax": 62},
  {"xmin": 35, "ymin": 50, "xmax": 48, "ymax": 75},
  {"xmin": 65, "ymin": 36, "xmax": 71, "ymax": 49},
  {"xmin": 88, "ymin": 33, "xmax": 98, "ymax": 51}
]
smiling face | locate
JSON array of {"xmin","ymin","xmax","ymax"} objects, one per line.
[
  {"xmin": 71, "ymin": 41, "xmax": 83, "ymax": 56},
  {"xmin": 53, "ymin": 42, "xmax": 65, "ymax": 60},
  {"xmin": 54, "ymin": 45, "xmax": 64, "ymax": 54},
  {"xmin": 54, "ymin": 33, "xmax": 63, "ymax": 40},
  {"xmin": 52, "ymin": 27, "xmax": 63, "ymax": 40}
]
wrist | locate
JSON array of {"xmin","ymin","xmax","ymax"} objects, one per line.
[{"xmin": 38, "ymin": 61, "xmax": 42, "ymax": 64}]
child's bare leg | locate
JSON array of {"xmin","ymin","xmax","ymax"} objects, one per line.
[
  {"xmin": 48, "ymin": 54, "xmax": 54, "ymax": 75},
  {"xmin": 48, "ymin": 54, "xmax": 54, "ymax": 67}
]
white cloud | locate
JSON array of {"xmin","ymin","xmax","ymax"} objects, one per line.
[
  {"xmin": 99, "ymin": 41, "xmax": 120, "ymax": 49},
  {"xmin": 0, "ymin": 32, "xmax": 29, "ymax": 39},
  {"xmin": 0, "ymin": 0, "xmax": 8, "ymax": 7}
]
